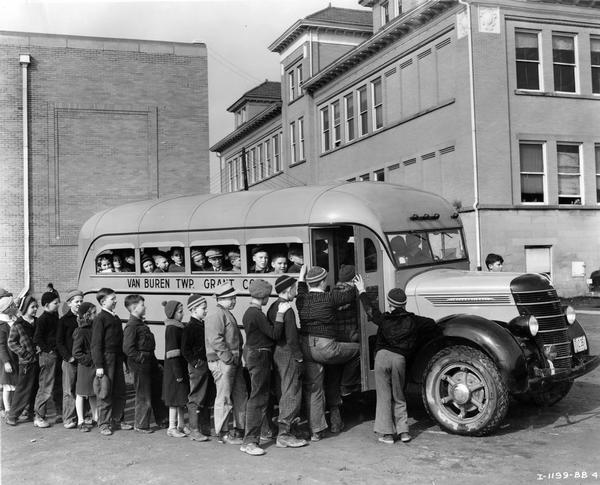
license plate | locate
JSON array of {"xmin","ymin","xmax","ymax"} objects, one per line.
[{"xmin": 573, "ymin": 335, "xmax": 588, "ymax": 353}]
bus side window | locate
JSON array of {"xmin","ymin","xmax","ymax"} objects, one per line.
[
  {"xmin": 364, "ymin": 238, "xmax": 377, "ymax": 273},
  {"xmin": 191, "ymin": 245, "xmax": 241, "ymax": 273},
  {"xmin": 141, "ymin": 246, "xmax": 185, "ymax": 274},
  {"xmin": 96, "ymin": 249, "xmax": 136, "ymax": 274},
  {"xmin": 247, "ymin": 243, "xmax": 304, "ymax": 274}
]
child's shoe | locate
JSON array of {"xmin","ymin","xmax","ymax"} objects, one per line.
[
  {"xmin": 178, "ymin": 425, "xmax": 192, "ymax": 436},
  {"xmin": 276, "ymin": 434, "xmax": 308, "ymax": 448},
  {"xmin": 400, "ymin": 432, "xmax": 412, "ymax": 443},
  {"xmin": 33, "ymin": 417, "xmax": 51, "ymax": 428},
  {"xmin": 78, "ymin": 423, "xmax": 90, "ymax": 433},
  {"xmin": 218, "ymin": 432, "xmax": 243, "ymax": 445},
  {"xmin": 167, "ymin": 427, "xmax": 186, "ymax": 438},
  {"xmin": 240, "ymin": 442, "xmax": 266, "ymax": 456},
  {"xmin": 99, "ymin": 424, "xmax": 113, "ymax": 436},
  {"xmin": 189, "ymin": 429, "xmax": 209, "ymax": 442},
  {"xmin": 378, "ymin": 434, "xmax": 395, "ymax": 444}
]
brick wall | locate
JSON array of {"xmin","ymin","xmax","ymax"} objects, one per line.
[{"xmin": 0, "ymin": 32, "xmax": 209, "ymax": 298}]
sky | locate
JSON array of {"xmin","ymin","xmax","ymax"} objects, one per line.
[{"xmin": 0, "ymin": 0, "xmax": 370, "ymax": 177}]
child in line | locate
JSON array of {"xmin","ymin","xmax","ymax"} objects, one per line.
[
  {"xmin": 32, "ymin": 291, "xmax": 62, "ymax": 428},
  {"xmin": 162, "ymin": 300, "xmax": 190, "ymax": 438},
  {"xmin": 0, "ymin": 289, "xmax": 18, "ymax": 417},
  {"xmin": 6, "ymin": 296, "xmax": 39, "ymax": 426},
  {"xmin": 181, "ymin": 294, "xmax": 212, "ymax": 442},
  {"xmin": 72, "ymin": 302, "xmax": 98, "ymax": 432},
  {"xmin": 123, "ymin": 295, "xmax": 167, "ymax": 434}
]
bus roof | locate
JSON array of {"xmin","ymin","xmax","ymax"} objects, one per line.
[{"xmin": 79, "ymin": 182, "xmax": 460, "ymax": 246}]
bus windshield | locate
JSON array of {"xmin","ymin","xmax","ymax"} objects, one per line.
[{"xmin": 388, "ymin": 229, "xmax": 466, "ymax": 267}]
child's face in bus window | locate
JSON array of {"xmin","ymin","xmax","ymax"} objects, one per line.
[
  {"xmin": 192, "ymin": 304, "xmax": 207, "ymax": 320},
  {"xmin": 155, "ymin": 256, "xmax": 169, "ymax": 271},
  {"xmin": 99, "ymin": 258, "xmax": 112, "ymax": 272},
  {"xmin": 143, "ymin": 260, "xmax": 155, "ymax": 273},
  {"xmin": 125, "ymin": 254, "xmax": 135, "ymax": 266},
  {"xmin": 193, "ymin": 253, "xmax": 206, "ymax": 269},
  {"xmin": 113, "ymin": 255, "xmax": 122, "ymax": 270},
  {"xmin": 209, "ymin": 255, "xmax": 223, "ymax": 270},
  {"xmin": 253, "ymin": 251, "xmax": 269, "ymax": 270},
  {"xmin": 289, "ymin": 253, "xmax": 303, "ymax": 265},
  {"xmin": 229, "ymin": 254, "xmax": 241, "ymax": 269},
  {"xmin": 271, "ymin": 257, "xmax": 288, "ymax": 274},
  {"xmin": 171, "ymin": 249, "xmax": 183, "ymax": 266}
]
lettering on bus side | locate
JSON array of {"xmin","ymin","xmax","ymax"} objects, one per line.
[{"xmin": 124, "ymin": 277, "xmax": 270, "ymax": 292}]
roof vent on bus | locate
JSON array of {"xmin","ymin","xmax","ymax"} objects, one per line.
[{"xmin": 410, "ymin": 213, "xmax": 440, "ymax": 221}]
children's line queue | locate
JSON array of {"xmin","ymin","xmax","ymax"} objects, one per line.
[{"xmin": 0, "ymin": 264, "xmax": 440, "ymax": 456}]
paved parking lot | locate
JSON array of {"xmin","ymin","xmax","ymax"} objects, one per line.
[{"xmin": 2, "ymin": 314, "xmax": 599, "ymax": 485}]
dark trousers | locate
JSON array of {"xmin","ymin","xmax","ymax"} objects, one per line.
[
  {"xmin": 97, "ymin": 352, "xmax": 126, "ymax": 428},
  {"xmin": 243, "ymin": 349, "xmax": 272, "ymax": 445},
  {"xmin": 130, "ymin": 357, "xmax": 167, "ymax": 429},
  {"xmin": 187, "ymin": 361, "xmax": 213, "ymax": 433},
  {"xmin": 34, "ymin": 351, "xmax": 62, "ymax": 419},
  {"xmin": 62, "ymin": 361, "xmax": 77, "ymax": 424},
  {"xmin": 7, "ymin": 362, "xmax": 39, "ymax": 421},
  {"xmin": 273, "ymin": 345, "xmax": 302, "ymax": 435}
]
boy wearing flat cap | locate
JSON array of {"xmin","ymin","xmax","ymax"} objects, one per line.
[
  {"xmin": 240, "ymin": 279, "xmax": 289, "ymax": 456},
  {"xmin": 205, "ymin": 248, "xmax": 225, "ymax": 272},
  {"xmin": 56, "ymin": 289, "xmax": 83, "ymax": 429},
  {"xmin": 205, "ymin": 283, "xmax": 247, "ymax": 445},
  {"xmin": 267, "ymin": 275, "xmax": 308, "ymax": 448},
  {"xmin": 295, "ymin": 265, "xmax": 362, "ymax": 441},
  {"xmin": 358, "ymin": 283, "xmax": 441, "ymax": 444}
]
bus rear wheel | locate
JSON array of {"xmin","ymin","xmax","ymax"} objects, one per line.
[{"xmin": 422, "ymin": 345, "xmax": 509, "ymax": 436}]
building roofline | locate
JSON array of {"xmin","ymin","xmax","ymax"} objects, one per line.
[
  {"xmin": 0, "ymin": 30, "xmax": 206, "ymax": 56},
  {"xmin": 226, "ymin": 80, "xmax": 281, "ymax": 113},
  {"xmin": 210, "ymin": 102, "xmax": 282, "ymax": 153}
]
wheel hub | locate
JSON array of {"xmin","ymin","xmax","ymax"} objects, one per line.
[{"xmin": 452, "ymin": 383, "xmax": 471, "ymax": 405}]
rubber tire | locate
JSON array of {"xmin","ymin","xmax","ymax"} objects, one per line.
[{"xmin": 422, "ymin": 345, "xmax": 509, "ymax": 436}]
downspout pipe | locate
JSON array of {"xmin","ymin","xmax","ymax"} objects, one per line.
[
  {"xmin": 20, "ymin": 54, "xmax": 31, "ymax": 296},
  {"xmin": 458, "ymin": 0, "xmax": 482, "ymax": 271}
]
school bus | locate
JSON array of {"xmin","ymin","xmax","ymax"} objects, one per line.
[{"xmin": 77, "ymin": 182, "xmax": 599, "ymax": 436}]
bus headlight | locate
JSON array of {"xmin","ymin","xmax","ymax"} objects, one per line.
[
  {"xmin": 564, "ymin": 305, "xmax": 576, "ymax": 325},
  {"xmin": 508, "ymin": 314, "xmax": 538, "ymax": 337}
]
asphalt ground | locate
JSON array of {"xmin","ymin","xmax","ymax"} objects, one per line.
[{"xmin": 1, "ymin": 312, "xmax": 599, "ymax": 485}]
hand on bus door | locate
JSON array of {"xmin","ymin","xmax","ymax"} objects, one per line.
[{"xmin": 353, "ymin": 275, "xmax": 366, "ymax": 294}]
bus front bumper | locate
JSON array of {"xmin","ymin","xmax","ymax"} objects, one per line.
[{"xmin": 528, "ymin": 354, "xmax": 600, "ymax": 390}]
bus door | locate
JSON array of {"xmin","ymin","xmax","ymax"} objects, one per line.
[
  {"xmin": 354, "ymin": 226, "xmax": 384, "ymax": 391},
  {"xmin": 310, "ymin": 226, "xmax": 355, "ymax": 288}
]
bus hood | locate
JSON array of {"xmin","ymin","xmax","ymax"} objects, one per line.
[{"xmin": 405, "ymin": 268, "xmax": 521, "ymax": 321}]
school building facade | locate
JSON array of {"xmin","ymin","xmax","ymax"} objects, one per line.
[
  {"xmin": 0, "ymin": 31, "xmax": 209, "ymax": 297},
  {"xmin": 210, "ymin": 0, "xmax": 600, "ymax": 296}
]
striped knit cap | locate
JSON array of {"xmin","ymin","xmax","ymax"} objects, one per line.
[
  {"xmin": 214, "ymin": 283, "xmax": 238, "ymax": 299},
  {"xmin": 305, "ymin": 266, "xmax": 327, "ymax": 284},
  {"xmin": 387, "ymin": 288, "xmax": 407, "ymax": 307},
  {"xmin": 275, "ymin": 275, "xmax": 296, "ymax": 294},
  {"xmin": 187, "ymin": 293, "xmax": 206, "ymax": 312}
]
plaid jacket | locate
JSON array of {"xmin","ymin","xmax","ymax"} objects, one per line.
[{"xmin": 8, "ymin": 317, "xmax": 37, "ymax": 364}]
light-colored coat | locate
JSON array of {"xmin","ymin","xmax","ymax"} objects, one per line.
[{"xmin": 205, "ymin": 305, "xmax": 242, "ymax": 365}]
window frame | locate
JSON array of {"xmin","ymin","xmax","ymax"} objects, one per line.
[
  {"xmin": 591, "ymin": 36, "xmax": 600, "ymax": 95},
  {"xmin": 273, "ymin": 133, "xmax": 281, "ymax": 172},
  {"xmin": 556, "ymin": 143, "xmax": 583, "ymax": 205},
  {"xmin": 344, "ymin": 93, "xmax": 355, "ymax": 142},
  {"xmin": 515, "ymin": 30, "xmax": 542, "ymax": 91},
  {"xmin": 290, "ymin": 121, "xmax": 297, "ymax": 165},
  {"xmin": 296, "ymin": 64, "xmax": 303, "ymax": 97},
  {"xmin": 288, "ymin": 69, "xmax": 295, "ymax": 101},
  {"xmin": 371, "ymin": 77, "xmax": 383, "ymax": 131},
  {"xmin": 298, "ymin": 117, "xmax": 305, "ymax": 161},
  {"xmin": 358, "ymin": 85, "xmax": 368, "ymax": 137},
  {"xmin": 381, "ymin": 1, "xmax": 390, "ymax": 26},
  {"xmin": 552, "ymin": 33, "xmax": 578, "ymax": 93},
  {"xmin": 321, "ymin": 106, "xmax": 331, "ymax": 152},
  {"xmin": 332, "ymin": 100, "xmax": 341, "ymax": 147},
  {"xmin": 519, "ymin": 141, "xmax": 547, "ymax": 205},
  {"xmin": 264, "ymin": 140, "xmax": 272, "ymax": 177}
]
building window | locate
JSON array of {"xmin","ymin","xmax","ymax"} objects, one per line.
[
  {"xmin": 321, "ymin": 106, "xmax": 330, "ymax": 152},
  {"xmin": 344, "ymin": 93, "xmax": 355, "ymax": 142},
  {"xmin": 332, "ymin": 101, "xmax": 341, "ymax": 147},
  {"xmin": 248, "ymin": 147, "xmax": 255, "ymax": 184},
  {"xmin": 358, "ymin": 86, "xmax": 368, "ymax": 136},
  {"xmin": 257, "ymin": 144, "xmax": 264, "ymax": 180},
  {"xmin": 359, "ymin": 173, "xmax": 370, "ymax": 181},
  {"xmin": 265, "ymin": 140, "xmax": 272, "ymax": 177},
  {"xmin": 525, "ymin": 246, "xmax": 552, "ymax": 278},
  {"xmin": 381, "ymin": 1, "xmax": 390, "ymax": 25},
  {"xmin": 227, "ymin": 160, "xmax": 235, "ymax": 192},
  {"xmin": 298, "ymin": 117, "xmax": 305, "ymax": 161},
  {"xmin": 273, "ymin": 133, "xmax": 281, "ymax": 172},
  {"xmin": 553, "ymin": 34, "xmax": 576, "ymax": 93},
  {"xmin": 596, "ymin": 145, "xmax": 600, "ymax": 203},
  {"xmin": 557, "ymin": 144, "xmax": 582, "ymax": 205},
  {"xmin": 515, "ymin": 31, "xmax": 541, "ymax": 90},
  {"xmin": 288, "ymin": 69, "xmax": 295, "ymax": 101},
  {"xmin": 290, "ymin": 121, "xmax": 297, "ymax": 165},
  {"xmin": 296, "ymin": 65, "xmax": 303, "ymax": 96},
  {"xmin": 591, "ymin": 37, "xmax": 600, "ymax": 94},
  {"xmin": 519, "ymin": 142, "xmax": 545, "ymax": 203},
  {"xmin": 374, "ymin": 169, "xmax": 385, "ymax": 181},
  {"xmin": 371, "ymin": 78, "xmax": 383, "ymax": 130},
  {"xmin": 396, "ymin": 0, "xmax": 402, "ymax": 16}
]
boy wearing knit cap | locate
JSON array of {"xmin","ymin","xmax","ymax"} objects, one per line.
[
  {"xmin": 181, "ymin": 294, "xmax": 212, "ymax": 441},
  {"xmin": 56, "ymin": 289, "xmax": 83, "ymax": 429},
  {"xmin": 205, "ymin": 283, "xmax": 246, "ymax": 445},
  {"xmin": 141, "ymin": 254, "xmax": 155, "ymax": 273},
  {"xmin": 295, "ymin": 265, "xmax": 362, "ymax": 440},
  {"xmin": 358, "ymin": 284, "xmax": 440, "ymax": 444},
  {"xmin": 122, "ymin": 295, "xmax": 167, "ymax": 433},
  {"xmin": 267, "ymin": 275, "xmax": 308, "ymax": 448},
  {"xmin": 91, "ymin": 288, "xmax": 133, "ymax": 435},
  {"xmin": 240, "ymin": 279, "xmax": 288, "ymax": 456},
  {"xmin": 32, "ymin": 290, "xmax": 62, "ymax": 428}
]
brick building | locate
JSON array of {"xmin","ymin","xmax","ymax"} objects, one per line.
[
  {"xmin": 210, "ymin": 0, "xmax": 600, "ymax": 296},
  {"xmin": 0, "ymin": 31, "xmax": 208, "ymax": 296}
]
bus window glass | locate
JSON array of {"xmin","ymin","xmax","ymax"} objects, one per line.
[
  {"xmin": 191, "ymin": 245, "xmax": 241, "ymax": 273},
  {"xmin": 364, "ymin": 238, "xmax": 377, "ymax": 272},
  {"xmin": 141, "ymin": 246, "xmax": 185, "ymax": 274},
  {"xmin": 388, "ymin": 229, "xmax": 465, "ymax": 266},
  {"xmin": 428, "ymin": 229, "xmax": 466, "ymax": 261},
  {"xmin": 247, "ymin": 243, "xmax": 304, "ymax": 274},
  {"xmin": 96, "ymin": 249, "xmax": 135, "ymax": 274}
]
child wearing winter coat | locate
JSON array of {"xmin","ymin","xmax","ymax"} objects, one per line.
[{"xmin": 0, "ymin": 289, "xmax": 18, "ymax": 416}]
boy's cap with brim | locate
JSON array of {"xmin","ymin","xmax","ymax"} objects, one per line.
[
  {"xmin": 275, "ymin": 275, "xmax": 297, "ymax": 294},
  {"xmin": 205, "ymin": 249, "xmax": 223, "ymax": 258},
  {"xmin": 306, "ymin": 266, "xmax": 327, "ymax": 284},
  {"xmin": 387, "ymin": 288, "xmax": 407, "ymax": 307},
  {"xmin": 214, "ymin": 283, "xmax": 237, "ymax": 299}
]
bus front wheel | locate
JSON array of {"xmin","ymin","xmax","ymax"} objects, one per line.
[{"xmin": 422, "ymin": 345, "xmax": 509, "ymax": 436}]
